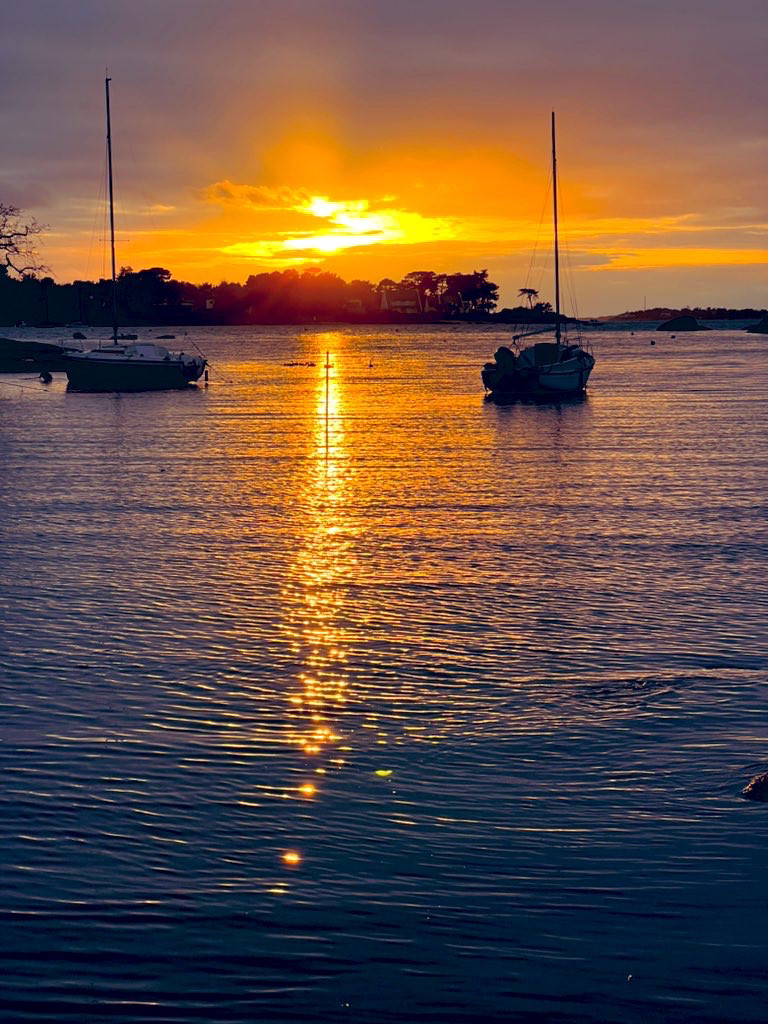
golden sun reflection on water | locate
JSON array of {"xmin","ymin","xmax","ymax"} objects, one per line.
[{"xmin": 279, "ymin": 335, "xmax": 359, "ymax": 871}]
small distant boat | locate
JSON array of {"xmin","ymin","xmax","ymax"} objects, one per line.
[
  {"xmin": 66, "ymin": 78, "xmax": 205, "ymax": 393},
  {"xmin": 482, "ymin": 113, "xmax": 595, "ymax": 399}
]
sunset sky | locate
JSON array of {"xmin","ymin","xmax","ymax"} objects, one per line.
[{"xmin": 2, "ymin": 0, "xmax": 767, "ymax": 315}]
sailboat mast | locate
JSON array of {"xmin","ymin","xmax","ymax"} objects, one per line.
[
  {"xmin": 551, "ymin": 110, "xmax": 561, "ymax": 348},
  {"xmin": 105, "ymin": 76, "xmax": 118, "ymax": 344}
]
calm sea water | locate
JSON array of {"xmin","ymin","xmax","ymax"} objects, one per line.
[{"xmin": 1, "ymin": 324, "xmax": 767, "ymax": 1023}]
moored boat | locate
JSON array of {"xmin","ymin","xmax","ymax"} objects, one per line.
[
  {"xmin": 65, "ymin": 78, "xmax": 206, "ymax": 393},
  {"xmin": 482, "ymin": 113, "xmax": 595, "ymax": 399},
  {"xmin": 66, "ymin": 342, "xmax": 205, "ymax": 391},
  {"xmin": 482, "ymin": 339, "xmax": 594, "ymax": 397}
]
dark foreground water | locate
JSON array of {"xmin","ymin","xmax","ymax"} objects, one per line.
[{"xmin": 1, "ymin": 324, "xmax": 767, "ymax": 1023}]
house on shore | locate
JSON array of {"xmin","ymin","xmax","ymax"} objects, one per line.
[{"xmin": 379, "ymin": 288, "xmax": 423, "ymax": 315}]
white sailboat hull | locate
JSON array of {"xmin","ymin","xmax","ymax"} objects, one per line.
[{"xmin": 535, "ymin": 355, "xmax": 594, "ymax": 393}]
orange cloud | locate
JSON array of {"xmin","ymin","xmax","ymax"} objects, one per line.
[
  {"xmin": 205, "ymin": 181, "xmax": 312, "ymax": 211},
  {"xmin": 210, "ymin": 182, "xmax": 457, "ymax": 263},
  {"xmin": 589, "ymin": 247, "xmax": 768, "ymax": 271}
]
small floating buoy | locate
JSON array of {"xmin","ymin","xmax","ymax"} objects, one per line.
[
  {"xmin": 671, "ymin": 334, "xmax": 676, "ymax": 339},
  {"xmin": 39, "ymin": 370, "xmax": 53, "ymax": 383},
  {"xmin": 650, "ymin": 339, "xmax": 655, "ymax": 345}
]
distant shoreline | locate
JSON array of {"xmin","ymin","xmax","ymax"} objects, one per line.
[
  {"xmin": 5, "ymin": 311, "xmax": 579, "ymax": 330},
  {"xmin": 6, "ymin": 310, "xmax": 766, "ymax": 331}
]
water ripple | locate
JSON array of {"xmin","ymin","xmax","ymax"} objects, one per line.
[{"xmin": 1, "ymin": 326, "xmax": 767, "ymax": 1022}]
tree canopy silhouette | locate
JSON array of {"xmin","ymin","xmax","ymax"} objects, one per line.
[
  {"xmin": 0, "ymin": 261, "xmax": 504, "ymax": 326},
  {"xmin": 0, "ymin": 203, "xmax": 46, "ymax": 277},
  {"xmin": 518, "ymin": 287, "xmax": 539, "ymax": 309}
]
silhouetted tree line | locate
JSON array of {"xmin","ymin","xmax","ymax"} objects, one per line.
[{"xmin": 0, "ymin": 263, "xmax": 504, "ymax": 327}]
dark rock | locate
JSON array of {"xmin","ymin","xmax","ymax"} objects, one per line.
[
  {"xmin": 745, "ymin": 316, "xmax": 768, "ymax": 334},
  {"xmin": 742, "ymin": 771, "xmax": 768, "ymax": 801},
  {"xmin": 657, "ymin": 315, "xmax": 710, "ymax": 332}
]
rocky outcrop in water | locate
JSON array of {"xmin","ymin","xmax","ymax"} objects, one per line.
[
  {"xmin": 657, "ymin": 316, "xmax": 710, "ymax": 332},
  {"xmin": 742, "ymin": 772, "xmax": 768, "ymax": 801},
  {"xmin": 745, "ymin": 316, "xmax": 768, "ymax": 334}
]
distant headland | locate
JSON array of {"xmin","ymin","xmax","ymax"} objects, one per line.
[{"xmin": 611, "ymin": 306, "xmax": 768, "ymax": 322}]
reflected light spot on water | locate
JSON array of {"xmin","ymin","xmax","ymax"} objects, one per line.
[
  {"xmin": 299, "ymin": 783, "xmax": 316, "ymax": 796},
  {"xmin": 282, "ymin": 851, "xmax": 301, "ymax": 866}
]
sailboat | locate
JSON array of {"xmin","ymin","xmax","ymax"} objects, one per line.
[
  {"xmin": 66, "ymin": 78, "xmax": 206, "ymax": 392},
  {"xmin": 481, "ymin": 113, "xmax": 595, "ymax": 398}
]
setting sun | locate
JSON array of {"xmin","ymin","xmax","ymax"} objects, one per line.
[{"xmin": 218, "ymin": 188, "xmax": 456, "ymax": 261}]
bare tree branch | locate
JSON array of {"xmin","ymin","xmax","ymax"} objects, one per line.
[{"xmin": 0, "ymin": 202, "xmax": 48, "ymax": 277}]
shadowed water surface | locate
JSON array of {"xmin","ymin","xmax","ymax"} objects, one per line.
[{"xmin": 1, "ymin": 325, "xmax": 767, "ymax": 1022}]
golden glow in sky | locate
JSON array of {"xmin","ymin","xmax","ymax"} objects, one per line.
[
  {"xmin": 11, "ymin": 0, "xmax": 768, "ymax": 314},
  {"xmin": 215, "ymin": 186, "xmax": 456, "ymax": 262},
  {"xmin": 49, "ymin": 121, "xmax": 768, "ymax": 317},
  {"xmin": 87, "ymin": 155, "xmax": 768, "ymax": 316}
]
